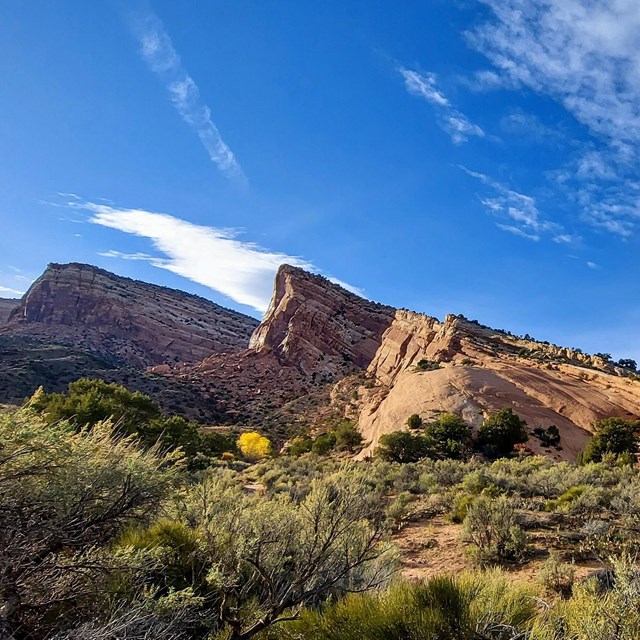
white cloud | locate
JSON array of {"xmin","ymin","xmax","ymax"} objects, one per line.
[
  {"xmin": 0, "ymin": 285, "xmax": 24, "ymax": 297},
  {"xmin": 469, "ymin": 0, "xmax": 640, "ymax": 238},
  {"xmin": 460, "ymin": 165, "xmax": 567, "ymax": 240},
  {"xmin": 71, "ymin": 200, "xmax": 359, "ymax": 313},
  {"xmin": 399, "ymin": 67, "xmax": 485, "ymax": 144},
  {"xmin": 587, "ymin": 261, "xmax": 600, "ymax": 269},
  {"xmin": 495, "ymin": 224, "xmax": 540, "ymax": 241},
  {"xmin": 469, "ymin": 1, "xmax": 640, "ymax": 146},
  {"xmin": 129, "ymin": 10, "xmax": 245, "ymax": 181},
  {"xmin": 400, "ymin": 68, "xmax": 450, "ymax": 106}
]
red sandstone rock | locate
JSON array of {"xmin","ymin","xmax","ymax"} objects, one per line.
[{"xmin": 1, "ymin": 262, "xmax": 259, "ymax": 367}]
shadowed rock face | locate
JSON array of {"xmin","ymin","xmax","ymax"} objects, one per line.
[
  {"xmin": 1, "ymin": 262, "xmax": 259, "ymax": 367},
  {"xmin": 0, "ymin": 299, "xmax": 19, "ymax": 325},
  {"xmin": 248, "ymin": 265, "xmax": 396, "ymax": 376}
]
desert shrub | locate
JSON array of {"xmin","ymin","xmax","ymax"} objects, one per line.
[
  {"xmin": 462, "ymin": 495, "xmax": 528, "ymax": 566},
  {"xmin": 449, "ymin": 493, "xmax": 475, "ymax": 523},
  {"xmin": 533, "ymin": 425, "xmax": 561, "ymax": 447},
  {"xmin": 406, "ymin": 413, "xmax": 423, "ymax": 429},
  {"xmin": 415, "ymin": 358, "xmax": 441, "ymax": 371},
  {"xmin": 476, "ymin": 409, "xmax": 528, "ymax": 458},
  {"xmin": 580, "ymin": 417, "xmax": 640, "ymax": 463},
  {"xmin": 531, "ymin": 556, "xmax": 640, "ymax": 640},
  {"xmin": 0, "ymin": 406, "xmax": 176, "ymax": 638},
  {"xmin": 538, "ymin": 554, "xmax": 576, "ymax": 599},
  {"xmin": 237, "ymin": 432, "xmax": 272, "ymax": 461},
  {"xmin": 286, "ymin": 435, "xmax": 314, "ymax": 457},
  {"xmin": 274, "ymin": 571, "xmax": 536, "ymax": 640},
  {"xmin": 545, "ymin": 485, "xmax": 588, "ymax": 512}
]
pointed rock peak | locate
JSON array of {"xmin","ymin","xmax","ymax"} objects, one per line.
[{"xmin": 249, "ymin": 264, "xmax": 396, "ymax": 377}]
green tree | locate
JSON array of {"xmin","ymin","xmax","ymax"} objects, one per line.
[
  {"xmin": 30, "ymin": 378, "xmax": 160, "ymax": 436},
  {"xmin": 580, "ymin": 417, "xmax": 640, "ymax": 463},
  {"xmin": 406, "ymin": 414, "xmax": 423, "ymax": 430},
  {"xmin": 332, "ymin": 420, "xmax": 363, "ymax": 452},
  {"xmin": 375, "ymin": 431, "xmax": 431, "ymax": 463},
  {"xmin": 423, "ymin": 413, "xmax": 472, "ymax": 459},
  {"xmin": 312, "ymin": 432, "xmax": 337, "ymax": 455},
  {"xmin": 476, "ymin": 408, "xmax": 528, "ymax": 458},
  {"xmin": 28, "ymin": 380, "xmax": 234, "ymax": 466}
]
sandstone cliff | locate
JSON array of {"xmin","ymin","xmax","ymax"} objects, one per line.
[
  {"xmin": 1, "ymin": 263, "xmax": 259, "ymax": 367},
  {"xmin": 355, "ymin": 312, "xmax": 640, "ymax": 460},
  {"xmin": 165, "ymin": 265, "xmax": 396, "ymax": 428},
  {"xmin": 249, "ymin": 265, "xmax": 396, "ymax": 378}
]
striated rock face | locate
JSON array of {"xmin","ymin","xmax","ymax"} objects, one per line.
[
  {"xmin": 0, "ymin": 299, "xmax": 19, "ymax": 325},
  {"xmin": 165, "ymin": 265, "xmax": 397, "ymax": 427},
  {"xmin": 249, "ymin": 265, "xmax": 396, "ymax": 377},
  {"xmin": 1, "ymin": 263, "xmax": 259, "ymax": 367},
  {"xmin": 356, "ymin": 312, "xmax": 640, "ymax": 460}
]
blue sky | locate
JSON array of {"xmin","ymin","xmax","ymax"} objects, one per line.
[{"xmin": 1, "ymin": 0, "xmax": 639, "ymax": 360}]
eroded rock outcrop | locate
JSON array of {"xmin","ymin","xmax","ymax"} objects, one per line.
[
  {"xmin": 1, "ymin": 263, "xmax": 259, "ymax": 367},
  {"xmin": 249, "ymin": 265, "xmax": 396, "ymax": 377},
  {"xmin": 356, "ymin": 312, "xmax": 640, "ymax": 460}
]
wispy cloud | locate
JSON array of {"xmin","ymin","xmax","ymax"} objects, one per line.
[
  {"xmin": 460, "ymin": 166, "xmax": 575, "ymax": 243},
  {"xmin": 399, "ymin": 67, "xmax": 485, "ymax": 144},
  {"xmin": 68, "ymin": 200, "xmax": 360, "ymax": 313},
  {"xmin": 0, "ymin": 285, "xmax": 24, "ymax": 297},
  {"xmin": 129, "ymin": 10, "xmax": 245, "ymax": 182},
  {"xmin": 469, "ymin": 0, "xmax": 640, "ymax": 238}
]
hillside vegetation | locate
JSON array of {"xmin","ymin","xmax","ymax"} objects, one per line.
[{"xmin": 2, "ymin": 382, "xmax": 640, "ymax": 640}]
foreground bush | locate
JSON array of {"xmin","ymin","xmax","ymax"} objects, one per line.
[
  {"xmin": 271, "ymin": 570, "xmax": 537, "ymax": 640},
  {"xmin": 0, "ymin": 406, "xmax": 176, "ymax": 639}
]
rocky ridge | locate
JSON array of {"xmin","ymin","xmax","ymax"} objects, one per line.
[
  {"xmin": 1, "ymin": 262, "xmax": 259, "ymax": 367},
  {"xmin": 161, "ymin": 265, "xmax": 397, "ymax": 431},
  {"xmin": 354, "ymin": 312, "xmax": 640, "ymax": 460},
  {"xmin": 1, "ymin": 261, "xmax": 639, "ymax": 462}
]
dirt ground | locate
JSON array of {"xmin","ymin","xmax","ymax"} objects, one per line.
[{"xmin": 393, "ymin": 515, "xmax": 604, "ymax": 585}]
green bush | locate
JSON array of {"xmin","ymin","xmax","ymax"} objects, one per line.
[
  {"xmin": 375, "ymin": 431, "xmax": 431, "ymax": 463},
  {"xmin": 424, "ymin": 413, "xmax": 472, "ymax": 459},
  {"xmin": 476, "ymin": 408, "xmax": 528, "ymax": 458},
  {"xmin": 580, "ymin": 417, "xmax": 640, "ymax": 463},
  {"xmin": 312, "ymin": 432, "xmax": 337, "ymax": 455},
  {"xmin": 538, "ymin": 554, "xmax": 575, "ymax": 599}
]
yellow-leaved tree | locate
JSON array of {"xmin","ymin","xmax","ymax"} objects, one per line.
[{"xmin": 237, "ymin": 431, "xmax": 272, "ymax": 461}]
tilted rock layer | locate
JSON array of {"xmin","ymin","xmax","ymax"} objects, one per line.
[
  {"xmin": 163, "ymin": 265, "xmax": 396, "ymax": 427},
  {"xmin": 356, "ymin": 313, "xmax": 640, "ymax": 460},
  {"xmin": 1, "ymin": 263, "xmax": 259, "ymax": 367},
  {"xmin": 2, "ymin": 261, "xmax": 640, "ymax": 461},
  {"xmin": 249, "ymin": 265, "xmax": 396, "ymax": 377}
]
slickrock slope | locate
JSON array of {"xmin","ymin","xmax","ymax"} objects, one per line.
[
  {"xmin": 0, "ymin": 299, "xmax": 19, "ymax": 325},
  {"xmin": 1, "ymin": 263, "xmax": 259, "ymax": 367},
  {"xmin": 249, "ymin": 265, "xmax": 396, "ymax": 377},
  {"xmin": 356, "ymin": 313, "xmax": 640, "ymax": 460}
]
